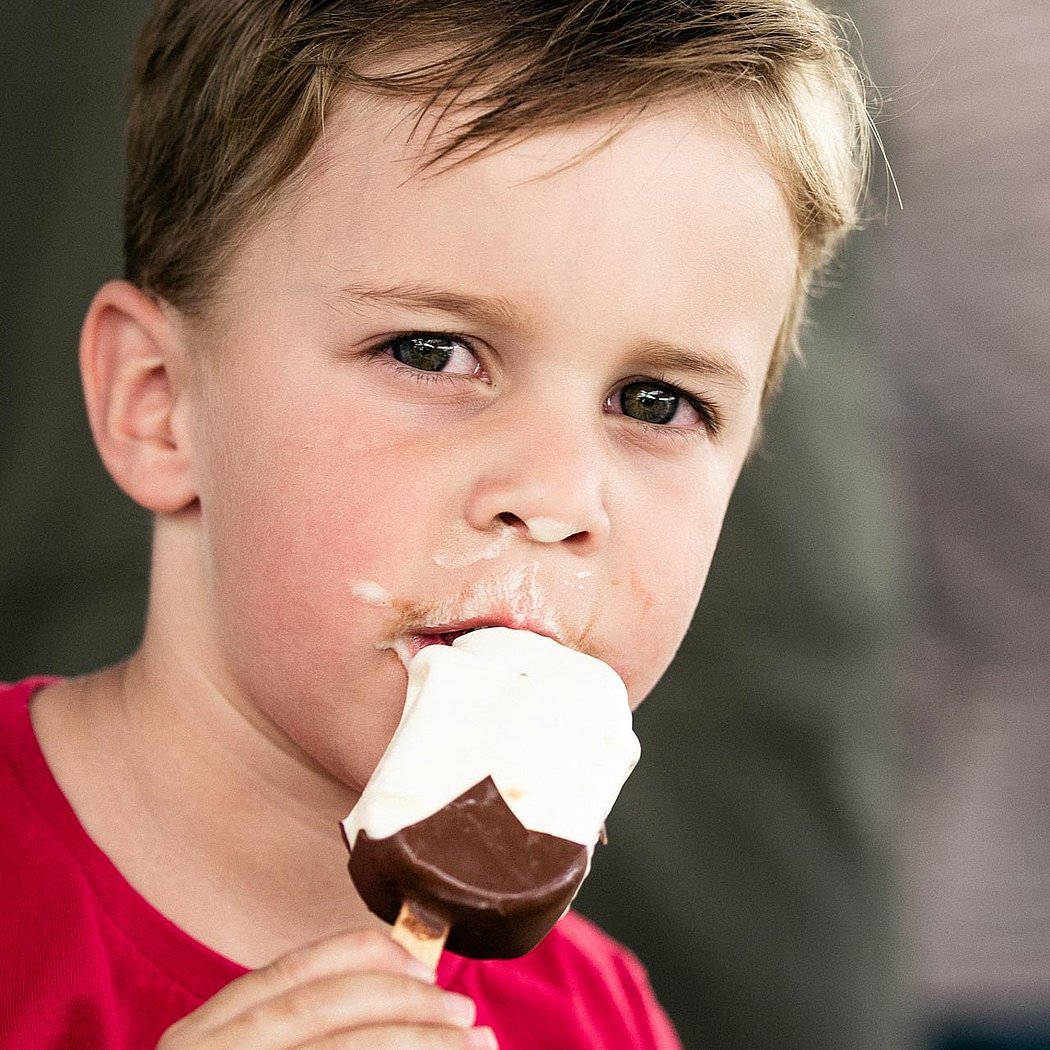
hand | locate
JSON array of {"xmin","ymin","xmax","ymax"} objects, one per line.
[{"xmin": 157, "ymin": 928, "xmax": 498, "ymax": 1049}]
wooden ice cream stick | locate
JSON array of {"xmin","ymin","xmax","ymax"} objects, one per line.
[{"xmin": 391, "ymin": 900, "xmax": 450, "ymax": 972}]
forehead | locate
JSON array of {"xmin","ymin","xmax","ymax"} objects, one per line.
[
  {"xmin": 290, "ymin": 90, "xmax": 792, "ymax": 242},
  {"xmin": 225, "ymin": 91, "xmax": 796, "ymax": 385}
]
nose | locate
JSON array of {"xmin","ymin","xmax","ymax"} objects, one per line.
[{"xmin": 463, "ymin": 412, "xmax": 611, "ymax": 556}]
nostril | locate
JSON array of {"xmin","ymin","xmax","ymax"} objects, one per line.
[
  {"xmin": 494, "ymin": 512, "xmax": 591, "ymax": 545},
  {"xmin": 524, "ymin": 517, "xmax": 576, "ymax": 543}
]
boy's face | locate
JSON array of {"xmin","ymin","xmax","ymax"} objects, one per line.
[{"xmin": 180, "ymin": 95, "xmax": 796, "ymax": 794}]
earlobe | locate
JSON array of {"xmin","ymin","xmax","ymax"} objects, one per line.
[{"xmin": 79, "ymin": 279, "xmax": 198, "ymax": 514}]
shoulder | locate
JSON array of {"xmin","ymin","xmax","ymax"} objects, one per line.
[
  {"xmin": 0, "ymin": 676, "xmax": 58, "ymax": 797},
  {"xmin": 0, "ymin": 676, "xmax": 68, "ymax": 844},
  {"xmin": 440, "ymin": 912, "xmax": 682, "ymax": 1050},
  {"xmin": 0, "ymin": 677, "xmax": 109, "ymax": 1044},
  {"xmin": 0, "ymin": 676, "xmax": 239, "ymax": 1047},
  {"xmin": 0, "ymin": 675, "xmax": 55, "ymax": 716}
]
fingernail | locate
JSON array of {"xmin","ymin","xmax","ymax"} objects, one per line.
[
  {"xmin": 467, "ymin": 1027, "xmax": 499, "ymax": 1049},
  {"xmin": 443, "ymin": 991, "xmax": 477, "ymax": 1027}
]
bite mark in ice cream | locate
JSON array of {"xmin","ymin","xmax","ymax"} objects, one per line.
[
  {"xmin": 349, "ymin": 777, "xmax": 591, "ymax": 958},
  {"xmin": 342, "ymin": 627, "xmax": 639, "ymax": 958}
]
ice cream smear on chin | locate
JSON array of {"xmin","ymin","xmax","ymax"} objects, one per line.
[{"xmin": 341, "ymin": 627, "xmax": 640, "ymax": 958}]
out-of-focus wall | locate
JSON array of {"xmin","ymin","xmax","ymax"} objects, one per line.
[
  {"xmin": 1, "ymin": 2, "xmax": 154, "ymax": 677},
  {"xmin": 857, "ymin": 1, "xmax": 1050, "ymax": 1042}
]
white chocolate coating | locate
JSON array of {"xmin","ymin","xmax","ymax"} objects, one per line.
[{"xmin": 343, "ymin": 628, "xmax": 639, "ymax": 847}]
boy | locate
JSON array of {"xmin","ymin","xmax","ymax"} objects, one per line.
[{"xmin": 1, "ymin": 1, "xmax": 869, "ymax": 1047}]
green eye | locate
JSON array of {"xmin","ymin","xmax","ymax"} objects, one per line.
[
  {"xmin": 390, "ymin": 334, "xmax": 457, "ymax": 372},
  {"xmin": 618, "ymin": 381, "xmax": 682, "ymax": 425},
  {"xmin": 385, "ymin": 332, "xmax": 483, "ymax": 378}
]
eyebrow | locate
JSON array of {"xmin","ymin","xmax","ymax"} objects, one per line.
[
  {"xmin": 338, "ymin": 281, "xmax": 522, "ymax": 331},
  {"xmin": 338, "ymin": 280, "xmax": 751, "ymax": 392},
  {"xmin": 630, "ymin": 340, "xmax": 750, "ymax": 392}
]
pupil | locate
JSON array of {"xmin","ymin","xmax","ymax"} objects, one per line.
[
  {"xmin": 621, "ymin": 382, "xmax": 678, "ymax": 425},
  {"xmin": 392, "ymin": 335, "xmax": 453, "ymax": 372}
]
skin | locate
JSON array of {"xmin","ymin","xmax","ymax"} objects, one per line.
[{"xmin": 31, "ymin": 91, "xmax": 796, "ymax": 1048}]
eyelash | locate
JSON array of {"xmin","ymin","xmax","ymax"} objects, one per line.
[
  {"xmin": 369, "ymin": 332, "xmax": 723, "ymax": 438},
  {"xmin": 635, "ymin": 375, "xmax": 724, "ymax": 439},
  {"xmin": 368, "ymin": 331, "xmax": 484, "ymax": 384}
]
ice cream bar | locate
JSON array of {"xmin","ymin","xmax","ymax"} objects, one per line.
[{"xmin": 341, "ymin": 627, "xmax": 640, "ymax": 959}]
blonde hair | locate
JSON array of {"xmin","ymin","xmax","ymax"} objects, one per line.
[{"xmin": 125, "ymin": 0, "xmax": 870, "ymax": 398}]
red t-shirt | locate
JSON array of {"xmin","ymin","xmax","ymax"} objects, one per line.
[{"xmin": 1, "ymin": 679, "xmax": 681, "ymax": 1050}]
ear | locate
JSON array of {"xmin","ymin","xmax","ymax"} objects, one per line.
[{"xmin": 79, "ymin": 280, "xmax": 198, "ymax": 514}]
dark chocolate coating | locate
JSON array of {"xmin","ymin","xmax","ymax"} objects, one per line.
[{"xmin": 347, "ymin": 776, "xmax": 590, "ymax": 958}]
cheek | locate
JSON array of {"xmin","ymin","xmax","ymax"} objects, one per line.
[
  {"xmin": 207, "ymin": 456, "xmax": 407, "ymax": 636},
  {"xmin": 194, "ymin": 387, "xmax": 424, "ymax": 660},
  {"xmin": 194, "ymin": 427, "xmax": 421, "ymax": 788},
  {"xmin": 612, "ymin": 475, "xmax": 732, "ymax": 704}
]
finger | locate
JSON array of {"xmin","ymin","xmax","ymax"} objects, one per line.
[
  {"xmin": 173, "ymin": 929, "xmax": 431, "ymax": 1036},
  {"xmin": 216, "ymin": 971, "xmax": 476, "ymax": 1049},
  {"xmin": 305, "ymin": 1024, "xmax": 500, "ymax": 1050}
]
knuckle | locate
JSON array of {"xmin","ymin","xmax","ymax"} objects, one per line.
[
  {"xmin": 268, "ymin": 943, "xmax": 317, "ymax": 986},
  {"xmin": 228, "ymin": 984, "xmax": 325, "ymax": 1041},
  {"xmin": 343, "ymin": 927, "xmax": 401, "ymax": 959},
  {"xmin": 266, "ymin": 980, "xmax": 328, "ymax": 1027}
]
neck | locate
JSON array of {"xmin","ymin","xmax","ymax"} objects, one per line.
[{"xmin": 32, "ymin": 592, "xmax": 383, "ymax": 968}]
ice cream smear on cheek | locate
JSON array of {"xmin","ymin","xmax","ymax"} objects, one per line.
[
  {"xmin": 349, "ymin": 580, "xmax": 393, "ymax": 607},
  {"xmin": 341, "ymin": 627, "xmax": 640, "ymax": 958}
]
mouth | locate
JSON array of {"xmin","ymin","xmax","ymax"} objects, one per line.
[
  {"xmin": 381, "ymin": 614, "xmax": 567, "ymax": 671},
  {"xmin": 375, "ymin": 563, "xmax": 579, "ymax": 671},
  {"xmin": 411, "ymin": 616, "xmax": 562, "ymax": 654},
  {"xmin": 413, "ymin": 627, "xmax": 476, "ymax": 649}
]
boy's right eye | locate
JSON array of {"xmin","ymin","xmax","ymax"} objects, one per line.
[{"xmin": 385, "ymin": 333, "xmax": 484, "ymax": 377}]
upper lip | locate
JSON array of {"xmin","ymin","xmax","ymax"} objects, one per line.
[{"xmin": 380, "ymin": 563, "xmax": 603, "ymax": 666}]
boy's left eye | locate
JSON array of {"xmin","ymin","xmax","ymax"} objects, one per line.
[
  {"xmin": 386, "ymin": 333, "xmax": 483, "ymax": 377},
  {"xmin": 607, "ymin": 380, "xmax": 708, "ymax": 430}
]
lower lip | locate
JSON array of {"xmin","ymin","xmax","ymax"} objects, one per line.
[
  {"xmin": 415, "ymin": 633, "xmax": 450, "ymax": 650},
  {"xmin": 415, "ymin": 629, "xmax": 471, "ymax": 650},
  {"xmin": 380, "ymin": 632, "xmax": 470, "ymax": 672}
]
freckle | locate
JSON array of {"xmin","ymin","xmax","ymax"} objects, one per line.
[{"xmin": 629, "ymin": 570, "xmax": 656, "ymax": 613}]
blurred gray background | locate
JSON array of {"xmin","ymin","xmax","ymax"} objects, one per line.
[{"xmin": 3, "ymin": 3, "xmax": 1047, "ymax": 1049}]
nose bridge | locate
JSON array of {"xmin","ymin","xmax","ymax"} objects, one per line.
[{"xmin": 465, "ymin": 395, "xmax": 611, "ymax": 550}]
